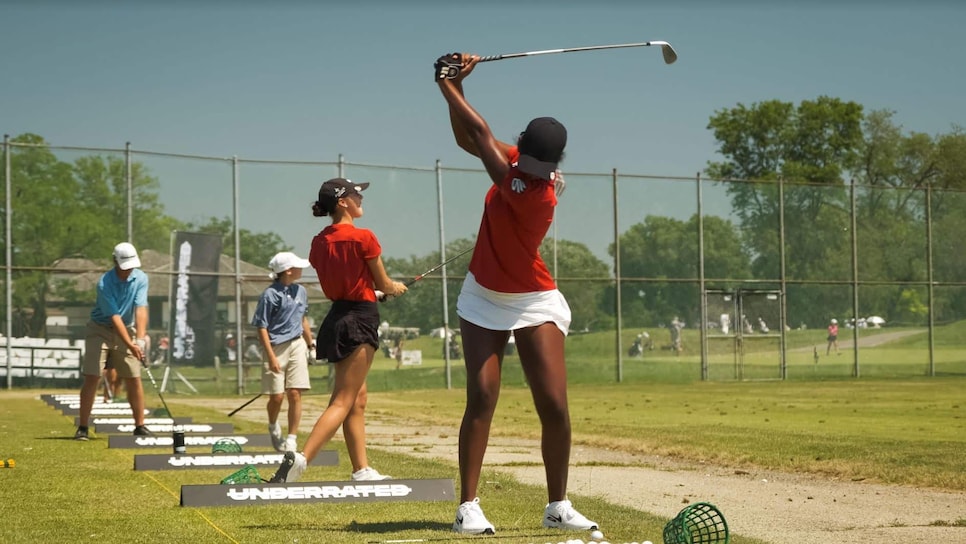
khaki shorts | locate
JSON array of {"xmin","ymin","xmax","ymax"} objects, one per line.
[
  {"xmin": 82, "ymin": 321, "xmax": 141, "ymax": 379},
  {"xmin": 261, "ymin": 337, "xmax": 311, "ymax": 394}
]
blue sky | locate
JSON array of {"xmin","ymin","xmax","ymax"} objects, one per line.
[{"xmin": 3, "ymin": 1, "xmax": 964, "ymax": 261}]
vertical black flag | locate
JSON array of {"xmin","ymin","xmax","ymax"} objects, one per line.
[{"xmin": 169, "ymin": 232, "xmax": 222, "ymax": 365}]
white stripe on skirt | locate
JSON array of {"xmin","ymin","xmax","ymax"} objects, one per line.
[{"xmin": 456, "ymin": 271, "xmax": 571, "ymax": 336}]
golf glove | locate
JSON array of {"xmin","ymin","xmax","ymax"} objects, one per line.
[
  {"xmin": 553, "ymin": 169, "xmax": 566, "ymax": 197},
  {"xmin": 434, "ymin": 53, "xmax": 462, "ymax": 81}
]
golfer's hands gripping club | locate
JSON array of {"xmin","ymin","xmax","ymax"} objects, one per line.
[
  {"xmin": 434, "ymin": 52, "xmax": 479, "ymax": 81},
  {"xmin": 375, "ymin": 280, "xmax": 408, "ymax": 302},
  {"xmin": 134, "ymin": 337, "xmax": 147, "ymax": 367}
]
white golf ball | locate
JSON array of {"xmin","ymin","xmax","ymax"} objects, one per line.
[
  {"xmin": 590, "ymin": 530, "xmax": 604, "ymax": 540},
  {"xmin": 644, "ymin": 540, "xmax": 654, "ymax": 544}
]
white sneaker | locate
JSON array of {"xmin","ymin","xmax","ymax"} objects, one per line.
[
  {"xmin": 453, "ymin": 497, "xmax": 495, "ymax": 535},
  {"xmin": 543, "ymin": 499, "xmax": 598, "ymax": 530},
  {"xmin": 269, "ymin": 451, "xmax": 306, "ymax": 483},
  {"xmin": 282, "ymin": 436, "xmax": 297, "ymax": 452},
  {"xmin": 268, "ymin": 423, "xmax": 284, "ymax": 452},
  {"xmin": 351, "ymin": 466, "xmax": 391, "ymax": 481}
]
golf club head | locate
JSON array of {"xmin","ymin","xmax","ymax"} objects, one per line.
[{"xmin": 649, "ymin": 41, "xmax": 678, "ymax": 64}]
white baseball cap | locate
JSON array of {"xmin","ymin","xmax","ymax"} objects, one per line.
[
  {"xmin": 268, "ymin": 252, "xmax": 310, "ymax": 279},
  {"xmin": 113, "ymin": 242, "xmax": 141, "ymax": 270}
]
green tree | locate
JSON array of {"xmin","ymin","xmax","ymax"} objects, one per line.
[
  {"xmin": 706, "ymin": 98, "xmax": 864, "ymax": 324},
  {"xmin": 3, "ymin": 134, "xmax": 176, "ymax": 336},
  {"xmin": 608, "ymin": 214, "xmax": 751, "ymax": 327}
]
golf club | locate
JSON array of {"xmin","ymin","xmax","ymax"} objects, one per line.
[
  {"xmin": 406, "ymin": 246, "xmax": 474, "ymax": 287},
  {"xmin": 227, "ymin": 393, "xmax": 262, "ymax": 417},
  {"xmin": 478, "ymin": 39, "xmax": 678, "ymax": 65},
  {"xmin": 141, "ymin": 360, "xmax": 173, "ymax": 418},
  {"xmin": 377, "ymin": 246, "xmax": 474, "ymax": 301}
]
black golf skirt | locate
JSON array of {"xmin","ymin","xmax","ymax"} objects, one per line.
[{"xmin": 317, "ymin": 300, "xmax": 380, "ymax": 363}]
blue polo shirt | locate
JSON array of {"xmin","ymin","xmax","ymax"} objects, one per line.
[
  {"xmin": 90, "ymin": 268, "xmax": 149, "ymax": 327},
  {"xmin": 251, "ymin": 282, "xmax": 308, "ymax": 345}
]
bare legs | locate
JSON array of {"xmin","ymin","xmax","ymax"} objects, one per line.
[
  {"xmin": 458, "ymin": 318, "xmax": 571, "ymax": 503},
  {"xmin": 301, "ymin": 344, "xmax": 374, "ymax": 463},
  {"xmin": 343, "ymin": 382, "xmax": 372, "ymax": 472}
]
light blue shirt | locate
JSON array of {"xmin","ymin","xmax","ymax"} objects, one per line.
[
  {"xmin": 90, "ymin": 268, "xmax": 149, "ymax": 327},
  {"xmin": 251, "ymin": 282, "xmax": 308, "ymax": 345}
]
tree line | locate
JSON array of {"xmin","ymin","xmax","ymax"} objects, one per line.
[{"xmin": 4, "ymin": 97, "xmax": 964, "ymax": 337}]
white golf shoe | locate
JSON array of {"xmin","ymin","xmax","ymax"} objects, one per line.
[
  {"xmin": 351, "ymin": 466, "xmax": 391, "ymax": 481},
  {"xmin": 543, "ymin": 499, "xmax": 598, "ymax": 530},
  {"xmin": 269, "ymin": 451, "xmax": 306, "ymax": 483},
  {"xmin": 453, "ymin": 497, "xmax": 495, "ymax": 535},
  {"xmin": 268, "ymin": 423, "xmax": 284, "ymax": 452}
]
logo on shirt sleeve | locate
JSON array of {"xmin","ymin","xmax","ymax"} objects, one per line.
[{"xmin": 511, "ymin": 178, "xmax": 526, "ymax": 193}]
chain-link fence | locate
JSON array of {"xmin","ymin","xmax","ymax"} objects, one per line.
[{"xmin": 3, "ymin": 137, "xmax": 965, "ymax": 392}]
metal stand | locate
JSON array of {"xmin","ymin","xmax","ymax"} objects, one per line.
[{"xmin": 160, "ymin": 364, "xmax": 198, "ymax": 394}]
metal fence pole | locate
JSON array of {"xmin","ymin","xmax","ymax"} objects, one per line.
[
  {"xmin": 612, "ymin": 168, "xmax": 622, "ymax": 382},
  {"xmin": 126, "ymin": 142, "xmax": 133, "ymax": 242},
  {"xmin": 849, "ymin": 178, "xmax": 860, "ymax": 378},
  {"xmin": 925, "ymin": 184, "xmax": 935, "ymax": 376},
  {"xmin": 436, "ymin": 160, "xmax": 452, "ymax": 389},
  {"xmin": 778, "ymin": 176, "xmax": 788, "ymax": 380},
  {"xmin": 697, "ymin": 172, "xmax": 708, "ymax": 381},
  {"xmin": 232, "ymin": 156, "xmax": 244, "ymax": 395},
  {"xmin": 4, "ymin": 135, "xmax": 11, "ymax": 389}
]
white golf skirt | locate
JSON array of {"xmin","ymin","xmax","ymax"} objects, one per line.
[{"xmin": 457, "ymin": 271, "xmax": 571, "ymax": 336}]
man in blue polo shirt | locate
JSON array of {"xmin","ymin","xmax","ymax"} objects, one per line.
[{"xmin": 75, "ymin": 242, "xmax": 153, "ymax": 440}]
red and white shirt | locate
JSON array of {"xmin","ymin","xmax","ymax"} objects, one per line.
[{"xmin": 468, "ymin": 147, "xmax": 557, "ymax": 293}]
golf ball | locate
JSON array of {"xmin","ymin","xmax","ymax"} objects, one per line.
[
  {"xmin": 644, "ymin": 541, "xmax": 654, "ymax": 544},
  {"xmin": 590, "ymin": 530, "xmax": 604, "ymax": 540}
]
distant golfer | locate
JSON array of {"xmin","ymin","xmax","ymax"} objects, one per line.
[
  {"xmin": 252, "ymin": 251, "xmax": 314, "ymax": 453},
  {"xmin": 75, "ymin": 242, "xmax": 153, "ymax": 440},
  {"xmin": 826, "ymin": 318, "xmax": 840, "ymax": 355},
  {"xmin": 435, "ymin": 52, "xmax": 597, "ymax": 535}
]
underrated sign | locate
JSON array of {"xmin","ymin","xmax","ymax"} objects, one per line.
[
  {"xmin": 180, "ymin": 478, "xmax": 455, "ymax": 507},
  {"xmin": 135, "ymin": 451, "xmax": 339, "ymax": 471},
  {"xmin": 96, "ymin": 423, "xmax": 233, "ymax": 434},
  {"xmin": 109, "ymin": 434, "xmax": 274, "ymax": 449},
  {"xmin": 75, "ymin": 417, "xmax": 192, "ymax": 426},
  {"xmin": 58, "ymin": 406, "xmax": 152, "ymax": 416}
]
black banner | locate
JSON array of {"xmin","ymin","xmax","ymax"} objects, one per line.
[{"xmin": 170, "ymin": 232, "xmax": 222, "ymax": 365}]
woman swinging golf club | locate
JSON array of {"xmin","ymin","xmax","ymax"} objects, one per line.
[{"xmin": 434, "ymin": 52, "xmax": 597, "ymax": 536}]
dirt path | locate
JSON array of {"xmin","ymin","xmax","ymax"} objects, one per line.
[{"xmin": 193, "ymin": 395, "xmax": 965, "ymax": 544}]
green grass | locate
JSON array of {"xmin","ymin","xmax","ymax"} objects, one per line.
[
  {"xmin": 3, "ymin": 376, "xmax": 964, "ymax": 543},
  {"xmin": 2, "ymin": 390, "xmax": 758, "ymax": 544}
]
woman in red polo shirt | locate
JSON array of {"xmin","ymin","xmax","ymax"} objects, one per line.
[
  {"xmin": 269, "ymin": 177, "xmax": 407, "ymax": 484},
  {"xmin": 435, "ymin": 53, "xmax": 598, "ymax": 536}
]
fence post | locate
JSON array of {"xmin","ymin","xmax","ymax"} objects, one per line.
[
  {"xmin": 4, "ymin": 134, "xmax": 11, "ymax": 390},
  {"xmin": 925, "ymin": 183, "xmax": 935, "ymax": 376},
  {"xmin": 436, "ymin": 160, "xmax": 452, "ymax": 390},
  {"xmin": 232, "ymin": 155, "xmax": 244, "ymax": 395},
  {"xmin": 612, "ymin": 168, "xmax": 622, "ymax": 383},
  {"xmin": 849, "ymin": 178, "xmax": 860, "ymax": 378},
  {"xmin": 125, "ymin": 142, "xmax": 133, "ymax": 243},
  {"xmin": 778, "ymin": 175, "xmax": 787, "ymax": 380},
  {"xmin": 697, "ymin": 172, "xmax": 708, "ymax": 381}
]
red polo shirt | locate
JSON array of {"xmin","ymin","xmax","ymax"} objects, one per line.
[
  {"xmin": 309, "ymin": 223, "xmax": 381, "ymax": 302},
  {"xmin": 468, "ymin": 147, "xmax": 557, "ymax": 293}
]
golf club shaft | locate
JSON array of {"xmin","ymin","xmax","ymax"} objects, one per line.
[
  {"xmin": 228, "ymin": 393, "xmax": 263, "ymax": 417},
  {"xmin": 405, "ymin": 246, "xmax": 474, "ymax": 287},
  {"xmin": 479, "ymin": 40, "xmax": 677, "ymax": 64},
  {"xmin": 142, "ymin": 364, "xmax": 173, "ymax": 418}
]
